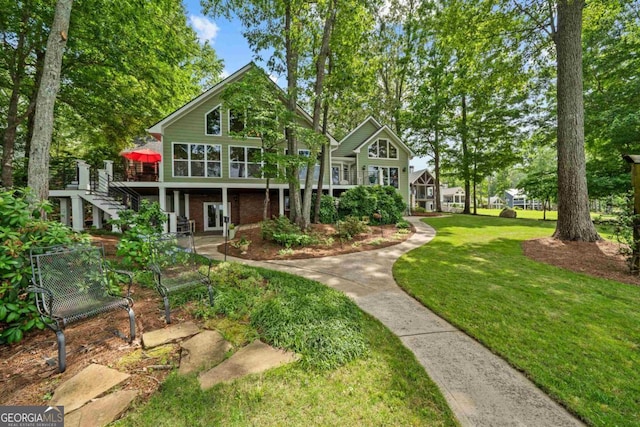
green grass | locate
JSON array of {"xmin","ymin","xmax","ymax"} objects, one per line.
[
  {"xmin": 394, "ymin": 214, "xmax": 640, "ymax": 426},
  {"xmin": 475, "ymin": 208, "xmax": 558, "ymax": 220},
  {"xmin": 117, "ymin": 266, "xmax": 457, "ymax": 426}
]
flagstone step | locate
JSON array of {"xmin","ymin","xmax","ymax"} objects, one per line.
[
  {"xmin": 142, "ymin": 321, "xmax": 200, "ymax": 349},
  {"xmin": 50, "ymin": 364, "xmax": 130, "ymax": 413},
  {"xmin": 179, "ymin": 330, "xmax": 232, "ymax": 375},
  {"xmin": 64, "ymin": 390, "xmax": 137, "ymax": 427},
  {"xmin": 198, "ymin": 340, "xmax": 298, "ymax": 390}
]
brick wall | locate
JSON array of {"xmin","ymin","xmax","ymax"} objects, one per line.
[{"xmin": 188, "ymin": 194, "xmax": 221, "ymax": 232}]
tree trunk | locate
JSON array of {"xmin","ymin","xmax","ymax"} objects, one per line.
[
  {"xmin": 301, "ymin": 1, "xmax": 335, "ymax": 229},
  {"xmin": 434, "ymin": 127, "xmax": 442, "ymax": 212},
  {"xmin": 461, "ymin": 94, "xmax": 471, "ymax": 214},
  {"xmin": 27, "ymin": 0, "xmax": 73, "ymax": 203},
  {"xmin": 313, "ymin": 100, "xmax": 331, "ymax": 224},
  {"xmin": 285, "ymin": 2, "xmax": 302, "ymax": 225},
  {"xmin": 552, "ymin": 0, "xmax": 600, "ymax": 241}
]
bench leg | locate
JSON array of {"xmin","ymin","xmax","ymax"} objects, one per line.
[
  {"xmin": 163, "ymin": 295, "xmax": 171, "ymax": 324},
  {"xmin": 207, "ymin": 284, "xmax": 214, "ymax": 306},
  {"xmin": 127, "ymin": 307, "xmax": 136, "ymax": 342},
  {"xmin": 56, "ymin": 330, "xmax": 66, "ymax": 373}
]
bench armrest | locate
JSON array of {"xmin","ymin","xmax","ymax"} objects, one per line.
[
  {"xmin": 107, "ymin": 268, "xmax": 134, "ymax": 297},
  {"xmin": 27, "ymin": 282, "xmax": 54, "ymax": 315}
]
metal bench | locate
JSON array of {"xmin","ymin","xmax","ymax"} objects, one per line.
[
  {"xmin": 29, "ymin": 244, "xmax": 136, "ymax": 373},
  {"xmin": 148, "ymin": 232, "xmax": 214, "ymax": 323}
]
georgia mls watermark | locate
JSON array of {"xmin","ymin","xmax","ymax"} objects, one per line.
[{"xmin": 0, "ymin": 406, "xmax": 64, "ymax": 427}]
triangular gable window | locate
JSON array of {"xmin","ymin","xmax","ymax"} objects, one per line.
[{"xmin": 205, "ymin": 105, "xmax": 221, "ymax": 136}]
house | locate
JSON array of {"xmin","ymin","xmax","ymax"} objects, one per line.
[
  {"xmin": 504, "ymin": 188, "xmax": 541, "ymax": 209},
  {"xmin": 49, "ymin": 63, "xmax": 412, "ymax": 233},
  {"xmin": 409, "ymin": 168, "xmax": 436, "ymax": 211},
  {"xmin": 488, "ymin": 196, "xmax": 505, "ymax": 209},
  {"xmin": 441, "ymin": 186, "xmax": 465, "ymax": 208}
]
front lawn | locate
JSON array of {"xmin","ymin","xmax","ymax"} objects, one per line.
[
  {"xmin": 117, "ymin": 266, "xmax": 457, "ymax": 426},
  {"xmin": 394, "ymin": 215, "xmax": 640, "ymax": 426}
]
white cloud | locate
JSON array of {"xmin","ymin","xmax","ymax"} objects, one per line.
[{"xmin": 188, "ymin": 15, "xmax": 219, "ymax": 44}]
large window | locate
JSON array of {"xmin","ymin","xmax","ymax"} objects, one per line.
[
  {"xmin": 229, "ymin": 109, "xmax": 245, "ymax": 134},
  {"xmin": 368, "ymin": 139, "xmax": 398, "ymax": 159},
  {"xmin": 230, "ymin": 146, "xmax": 262, "ymax": 178},
  {"xmin": 173, "ymin": 143, "xmax": 221, "ymax": 177},
  {"xmin": 298, "ymin": 149, "xmax": 320, "ymax": 181},
  {"xmin": 368, "ymin": 166, "xmax": 399, "ymax": 188},
  {"xmin": 205, "ymin": 106, "xmax": 221, "ymax": 135}
]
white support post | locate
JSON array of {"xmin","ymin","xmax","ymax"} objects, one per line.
[
  {"xmin": 70, "ymin": 195, "xmax": 84, "ymax": 231},
  {"xmin": 59, "ymin": 198, "xmax": 70, "ymax": 226},
  {"xmin": 222, "ymin": 188, "xmax": 229, "ymax": 235},
  {"xmin": 76, "ymin": 160, "xmax": 90, "ymax": 191},
  {"xmin": 185, "ymin": 194, "xmax": 190, "ymax": 218},
  {"xmin": 168, "ymin": 212, "xmax": 177, "ymax": 233},
  {"xmin": 159, "ymin": 187, "xmax": 167, "ymax": 211},
  {"xmin": 103, "ymin": 160, "xmax": 114, "ymax": 177},
  {"xmin": 92, "ymin": 206, "xmax": 102, "ymax": 229},
  {"xmin": 279, "ymin": 188, "xmax": 285, "ymax": 216},
  {"xmin": 173, "ymin": 190, "xmax": 180, "ymax": 215},
  {"xmin": 378, "ymin": 168, "xmax": 384, "ymax": 186}
]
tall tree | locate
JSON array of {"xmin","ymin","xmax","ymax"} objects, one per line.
[
  {"xmin": 27, "ymin": 0, "xmax": 72, "ymax": 202},
  {"xmin": 553, "ymin": 0, "xmax": 599, "ymax": 240}
]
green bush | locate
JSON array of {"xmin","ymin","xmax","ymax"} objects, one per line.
[
  {"xmin": 396, "ymin": 219, "xmax": 411, "ymax": 229},
  {"xmin": 261, "ymin": 216, "xmax": 317, "ymax": 248},
  {"xmin": 261, "ymin": 216, "xmax": 301, "ymax": 241},
  {"xmin": 0, "ymin": 189, "xmax": 87, "ymax": 344},
  {"xmin": 412, "ymin": 206, "xmax": 426, "ymax": 213},
  {"xmin": 338, "ymin": 186, "xmax": 406, "ymax": 224},
  {"xmin": 313, "ymin": 194, "xmax": 338, "ymax": 224},
  {"xmin": 335, "ymin": 216, "xmax": 370, "ymax": 240},
  {"xmin": 110, "ymin": 200, "xmax": 166, "ymax": 267}
]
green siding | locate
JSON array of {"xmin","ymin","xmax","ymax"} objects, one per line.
[
  {"xmin": 333, "ymin": 120, "xmax": 379, "ymax": 157},
  {"xmin": 162, "ymin": 92, "xmax": 331, "ymax": 185}
]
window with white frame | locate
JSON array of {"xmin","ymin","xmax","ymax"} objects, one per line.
[
  {"xmin": 367, "ymin": 165, "xmax": 399, "ymax": 188},
  {"xmin": 368, "ymin": 138, "xmax": 398, "ymax": 159},
  {"xmin": 205, "ymin": 106, "xmax": 221, "ymax": 135},
  {"xmin": 298, "ymin": 149, "xmax": 320, "ymax": 181},
  {"xmin": 173, "ymin": 143, "xmax": 221, "ymax": 177},
  {"xmin": 229, "ymin": 146, "xmax": 262, "ymax": 178},
  {"xmin": 229, "ymin": 109, "xmax": 245, "ymax": 134}
]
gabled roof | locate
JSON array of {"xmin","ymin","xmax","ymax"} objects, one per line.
[
  {"xmin": 146, "ymin": 62, "xmax": 338, "ymax": 145},
  {"xmin": 440, "ymin": 186, "xmax": 465, "ymax": 196},
  {"xmin": 338, "ymin": 116, "xmax": 382, "ymax": 143},
  {"xmin": 409, "ymin": 168, "xmax": 434, "ymax": 184},
  {"xmin": 353, "ymin": 125, "xmax": 415, "ymax": 157},
  {"xmin": 505, "ymin": 188, "xmax": 526, "ymax": 197}
]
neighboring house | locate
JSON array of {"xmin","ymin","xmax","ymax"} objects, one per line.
[
  {"xmin": 488, "ymin": 196, "xmax": 505, "ymax": 209},
  {"xmin": 504, "ymin": 188, "xmax": 541, "ymax": 209},
  {"xmin": 409, "ymin": 168, "xmax": 436, "ymax": 211},
  {"xmin": 49, "ymin": 63, "xmax": 412, "ymax": 233},
  {"xmin": 441, "ymin": 186, "xmax": 465, "ymax": 206}
]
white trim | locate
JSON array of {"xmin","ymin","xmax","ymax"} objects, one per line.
[
  {"xmin": 204, "ymin": 104, "xmax": 222, "ymax": 136},
  {"xmin": 228, "ymin": 145, "xmax": 263, "ymax": 179},
  {"xmin": 367, "ymin": 138, "xmax": 399, "ymax": 160},
  {"xmin": 203, "ymin": 202, "xmax": 224, "ymax": 231},
  {"xmin": 353, "ymin": 125, "xmax": 415, "ymax": 157},
  {"xmin": 147, "ymin": 63, "xmax": 254, "ymax": 134},
  {"xmin": 171, "ymin": 142, "xmax": 222, "ymax": 178}
]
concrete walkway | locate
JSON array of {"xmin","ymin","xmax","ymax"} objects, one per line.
[{"xmin": 195, "ymin": 218, "xmax": 584, "ymax": 427}]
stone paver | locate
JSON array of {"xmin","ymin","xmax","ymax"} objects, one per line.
[
  {"xmin": 198, "ymin": 340, "xmax": 298, "ymax": 390},
  {"xmin": 50, "ymin": 364, "xmax": 130, "ymax": 413},
  {"xmin": 64, "ymin": 390, "xmax": 137, "ymax": 427},
  {"xmin": 179, "ymin": 330, "xmax": 232, "ymax": 375},
  {"xmin": 196, "ymin": 217, "xmax": 584, "ymax": 426},
  {"xmin": 142, "ymin": 321, "xmax": 200, "ymax": 349}
]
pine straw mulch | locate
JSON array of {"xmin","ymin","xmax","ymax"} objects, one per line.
[{"xmin": 522, "ymin": 237, "xmax": 640, "ymax": 287}]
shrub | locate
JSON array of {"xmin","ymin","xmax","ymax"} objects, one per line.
[
  {"xmin": 313, "ymin": 194, "xmax": 338, "ymax": 224},
  {"xmin": 412, "ymin": 206, "xmax": 426, "ymax": 213},
  {"xmin": 396, "ymin": 219, "xmax": 411, "ymax": 229},
  {"xmin": 335, "ymin": 216, "xmax": 370, "ymax": 240},
  {"xmin": 110, "ymin": 200, "xmax": 166, "ymax": 267},
  {"xmin": 0, "ymin": 189, "xmax": 87, "ymax": 344},
  {"xmin": 261, "ymin": 216, "xmax": 300, "ymax": 241},
  {"xmin": 272, "ymin": 233, "xmax": 317, "ymax": 248},
  {"xmin": 338, "ymin": 185, "xmax": 406, "ymax": 224}
]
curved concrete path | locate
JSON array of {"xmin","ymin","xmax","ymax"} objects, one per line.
[{"xmin": 196, "ymin": 217, "xmax": 584, "ymax": 427}]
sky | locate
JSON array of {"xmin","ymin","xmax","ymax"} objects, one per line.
[{"xmin": 182, "ymin": 1, "xmax": 429, "ymax": 170}]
